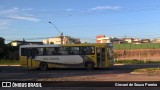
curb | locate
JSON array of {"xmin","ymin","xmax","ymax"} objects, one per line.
[
  {"xmin": 115, "ymin": 63, "xmax": 160, "ymax": 65},
  {"xmin": 130, "ymin": 72, "xmax": 145, "ymax": 74},
  {"xmin": 114, "ymin": 64, "xmax": 125, "ymax": 66},
  {"xmin": 130, "ymin": 72, "xmax": 158, "ymax": 75},
  {"xmin": 0, "ymin": 65, "xmax": 21, "ymax": 66}
]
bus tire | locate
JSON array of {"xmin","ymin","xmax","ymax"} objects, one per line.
[
  {"xmin": 85, "ymin": 62, "xmax": 94, "ymax": 70},
  {"xmin": 39, "ymin": 62, "xmax": 48, "ymax": 70}
]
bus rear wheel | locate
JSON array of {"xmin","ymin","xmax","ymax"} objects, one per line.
[
  {"xmin": 39, "ymin": 62, "xmax": 48, "ymax": 70},
  {"xmin": 85, "ymin": 62, "xmax": 94, "ymax": 70}
]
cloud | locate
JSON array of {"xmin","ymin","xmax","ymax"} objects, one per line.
[
  {"xmin": 66, "ymin": 8, "xmax": 72, "ymax": 11},
  {"xmin": 0, "ymin": 7, "xmax": 40, "ymax": 22},
  {"xmin": 0, "ymin": 20, "xmax": 10, "ymax": 30},
  {"xmin": 8, "ymin": 15, "xmax": 40, "ymax": 22},
  {"xmin": 21, "ymin": 8, "xmax": 33, "ymax": 11},
  {"xmin": 0, "ymin": 5, "xmax": 4, "ymax": 8},
  {"xmin": 0, "ymin": 7, "xmax": 19, "ymax": 15},
  {"xmin": 90, "ymin": 6, "xmax": 121, "ymax": 11},
  {"xmin": 0, "ymin": 26, "xmax": 8, "ymax": 30}
]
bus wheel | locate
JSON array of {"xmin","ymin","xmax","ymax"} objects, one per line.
[
  {"xmin": 40, "ymin": 62, "xmax": 48, "ymax": 70},
  {"xmin": 85, "ymin": 62, "xmax": 94, "ymax": 70}
]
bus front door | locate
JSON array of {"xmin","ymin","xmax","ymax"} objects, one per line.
[
  {"xmin": 26, "ymin": 48, "xmax": 31, "ymax": 68},
  {"xmin": 26, "ymin": 48, "xmax": 36, "ymax": 68},
  {"xmin": 96, "ymin": 48, "xmax": 105, "ymax": 68}
]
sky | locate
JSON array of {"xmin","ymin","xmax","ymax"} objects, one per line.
[{"xmin": 1, "ymin": 0, "xmax": 160, "ymax": 43}]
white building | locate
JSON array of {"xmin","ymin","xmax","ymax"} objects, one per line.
[
  {"xmin": 43, "ymin": 36, "xmax": 80, "ymax": 44},
  {"xmin": 10, "ymin": 40, "xmax": 43, "ymax": 46},
  {"xmin": 123, "ymin": 38, "xmax": 133, "ymax": 43},
  {"xmin": 11, "ymin": 41, "xmax": 23, "ymax": 46},
  {"xmin": 96, "ymin": 37, "xmax": 112, "ymax": 43}
]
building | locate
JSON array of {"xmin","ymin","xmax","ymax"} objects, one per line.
[
  {"xmin": 43, "ymin": 36, "xmax": 80, "ymax": 44},
  {"xmin": 123, "ymin": 38, "xmax": 133, "ymax": 43},
  {"xmin": 152, "ymin": 38, "xmax": 160, "ymax": 43},
  {"xmin": 96, "ymin": 35, "xmax": 113, "ymax": 43},
  {"xmin": 11, "ymin": 40, "xmax": 24, "ymax": 46},
  {"xmin": 132, "ymin": 38, "xmax": 139, "ymax": 42},
  {"xmin": 141, "ymin": 39, "xmax": 150, "ymax": 43},
  {"xmin": 132, "ymin": 38, "xmax": 141, "ymax": 44},
  {"xmin": 96, "ymin": 35, "xmax": 129, "ymax": 44},
  {"xmin": 96, "ymin": 37, "xmax": 112, "ymax": 43},
  {"xmin": 10, "ymin": 40, "xmax": 43, "ymax": 46},
  {"xmin": 96, "ymin": 35, "xmax": 105, "ymax": 43},
  {"xmin": 112, "ymin": 38, "xmax": 126, "ymax": 44}
]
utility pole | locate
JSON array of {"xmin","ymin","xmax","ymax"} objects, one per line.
[{"xmin": 49, "ymin": 21, "xmax": 63, "ymax": 44}]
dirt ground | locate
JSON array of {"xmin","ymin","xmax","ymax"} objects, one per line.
[{"xmin": 114, "ymin": 49, "xmax": 160, "ymax": 61}]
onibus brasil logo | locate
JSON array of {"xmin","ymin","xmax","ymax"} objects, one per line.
[{"xmin": 2, "ymin": 82, "xmax": 42, "ymax": 87}]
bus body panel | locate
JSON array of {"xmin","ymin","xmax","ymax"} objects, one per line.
[
  {"xmin": 20, "ymin": 55, "xmax": 95, "ymax": 69},
  {"xmin": 20, "ymin": 56, "xmax": 27, "ymax": 67},
  {"xmin": 35, "ymin": 55, "xmax": 84, "ymax": 64}
]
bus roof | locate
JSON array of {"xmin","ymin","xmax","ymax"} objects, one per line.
[
  {"xmin": 20, "ymin": 44, "xmax": 61, "ymax": 48},
  {"xmin": 20, "ymin": 43, "xmax": 112, "ymax": 48}
]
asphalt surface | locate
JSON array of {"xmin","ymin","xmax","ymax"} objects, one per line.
[
  {"xmin": 1, "ymin": 64, "xmax": 160, "ymax": 90},
  {"xmin": 0, "ymin": 64, "xmax": 160, "ymax": 81}
]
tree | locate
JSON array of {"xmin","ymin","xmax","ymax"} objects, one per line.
[
  {"xmin": 0, "ymin": 37, "xmax": 5, "ymax": 46},
  {"xmin": 0, "ymin": 37, "xmax": 5, "ymax": 59}
]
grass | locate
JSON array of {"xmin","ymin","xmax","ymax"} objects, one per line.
[
  {"xmin": 113, "ymin": 43, "xmax": 160, "ymax": 50},
  {"xmin": 115, "ymin": 60, "xmax": 160, "ymax": 64},
  {"xmin": 133, "ymin": 68, "xmax": 160, "ymax": 73},
  {"xmin": 0, "ymin": 59, "xmax": 20, "ymax": 65}
]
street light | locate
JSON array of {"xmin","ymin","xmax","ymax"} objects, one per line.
[{"xmin": 49, "ymin": 21, "xmax": 63, "ymax": 44}]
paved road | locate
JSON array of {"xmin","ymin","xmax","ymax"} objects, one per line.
[{"xmin": 0, "ymin": 64, "xmax": 160, "ymax": 81}]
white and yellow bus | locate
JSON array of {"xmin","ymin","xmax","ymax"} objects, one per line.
[{"xmin": 20, "ymin": 43, "xmax": 114, "ymax": 70}]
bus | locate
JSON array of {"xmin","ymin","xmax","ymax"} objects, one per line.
[{"xmin": 20, "ymin": 43, "xmax": 114, "ymax": 70}]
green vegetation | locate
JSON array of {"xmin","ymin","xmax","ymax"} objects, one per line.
[
  {"xmin": 0, "ymin": 37, "xmax": 19, "ymax": 60},
  {"xmin": 113, "ymin": 43, "xmax": 160, "ymax": 50},
  {"xmin": 115, "ymin": 60, "xmax": 144, "ymax": 64},
  {"xmin": 115, "ymin": 60, "xmax": 160, "ymax": 64},
  {"xmin": 0, "ymin": 60, "xmax": 20, "ymax": 65},
  {"xmin": 133, "ymin": 68, "xmax": 160, "ymax": 73}
]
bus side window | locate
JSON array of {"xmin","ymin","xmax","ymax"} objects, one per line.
[
  {"xmin": 80, "ymin": 46, "xmax": 95, "ymax": 55},
  {"xmin": 54, "ymin": 48, "xmax": 58, "ymax": 55},
  {"xmin": 21, "ymin": 48, "xmax": 26, "ymax": 56},
  {"xmin": 61, "ymin": 47, "xmax": 70, "ymax": 55},
  {"xmin": 37, "ymin": 48, "xmax": 43, "ymax": 56},
  {"xmin": 26, "ymin": 49, "xmax": 31, "ymax": 58},
  {"xmin": 43, "ymin": 48, "xmax": 48, "ymax": 55},
  {"xmin": 31, "ymin": 48, "xmax": 38, "ymax": 59},
  {"xmin": 90, "ymin": 47, "xmax": 95, "ymax": 54},
  {"xmin": 70, "ymin": 47, "xmax": 79, "ymax": 55},
  {"xmin": 47, "ymin": 48, "xmax": 54, "ymax": 55}
]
